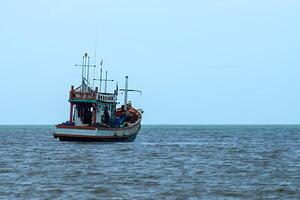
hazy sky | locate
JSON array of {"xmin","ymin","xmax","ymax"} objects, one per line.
[{"xmin": 0, "ymin": 0, "xmax": 299, "ymax": 124}]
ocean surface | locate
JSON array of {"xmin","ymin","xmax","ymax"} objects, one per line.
[{"xmin": 0, "ymin": 125, "xmax": 299, "ymax": 199}]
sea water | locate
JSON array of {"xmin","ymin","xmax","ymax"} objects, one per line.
[{"xmin": 0, "ymin": 125, "xmax": 299, "ymax": 199}]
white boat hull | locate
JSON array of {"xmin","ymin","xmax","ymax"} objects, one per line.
[{"xmin": 54, "ymin": 118, "xmax": 141, "ymax": 142}]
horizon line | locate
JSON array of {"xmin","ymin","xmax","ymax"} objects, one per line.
[{"xmin": 0, "ymin": 124, "xmax": 299, "ymax": 126}]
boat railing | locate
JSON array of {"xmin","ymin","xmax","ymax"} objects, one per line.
[
  {"xmin": 97, "ymin": 93, "xmax": 116, "ymax": 103},
  {"xmin": 70, "ymin": 91, "xmax": 97, "ymax": 100}
]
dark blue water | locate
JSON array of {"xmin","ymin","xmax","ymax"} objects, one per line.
[{"xmin": 0, "ymin": 125, "xmax": 300, "ymax": 199}]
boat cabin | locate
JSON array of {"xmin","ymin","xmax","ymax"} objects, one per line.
[{"xmin": 69, "ymin": 84, "xmax": 118, "ymax": 128}]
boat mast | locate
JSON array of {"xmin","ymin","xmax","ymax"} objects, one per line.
[
  {"xmin": 87, "ymin": 55, "xmax": 90, "ymax": 87},
  {"xmin": 124, "ymin": 76, "xmax": 128, "ymax": 111},
  {"xmin": 94, "ymin": 60, "xmax": 112, "ymax": 93},
  {"xmin": 103, "ymin": 71, "xmax": 114, "ymax": 93},
  {"xmin": 81, "ymin": 55, "xmax": 84, "ymax": 92},
  {"xmin": 75, "ymin": 53, "xmax": 96, "ymax": 92},
  {"xmin": 105, "ymin": 71, "xmax": 108, "ymax": 93},
  {"xmin": 120, "ymin": 76, "xmax": 142, "ymax": 112},
  {"xmin": 99, "ymin": 60, "xmax": 103, "ymax": 92},
  {"xmin": 83, "ymin": 53, "xmax": 88, "ymax": 92}
]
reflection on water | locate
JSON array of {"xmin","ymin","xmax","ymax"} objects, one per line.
[{"xmin": 0, "ymin": 125, "xmax": 300, "ymax": 199}]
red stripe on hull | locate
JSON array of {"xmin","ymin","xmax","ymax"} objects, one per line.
[
  {"xmin": 54, "ymin": 132, "xmax": 138, "ymax": 142},
  {"xmin": 54, "ymin": 134, "xmax": 120, "ymax": 139},
  {"xmin": 55, "ymin": 125, "xmax": 96, "ymax": 130}
]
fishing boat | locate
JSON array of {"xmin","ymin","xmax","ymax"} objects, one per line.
[{"xmin": 54, "ymin": 53, "xmax": 143, "ymax": 142}]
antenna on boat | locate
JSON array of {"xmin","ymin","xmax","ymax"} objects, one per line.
[
  {"xmin": 99, "ymin": 59, "xmax": 103, "ymax": 92},
  {"xmin": 84, "ymin": 53, "xmax": 88, "ymax": 91},
  {"xmin": 83, "ymin": 53, "xmax": 88, "ymax": 91},
  {"xmin": 93, "ymin": 60, "xmax": 113, "ymax": 93},
  {"xmin": 81, "ymin": 55, "xmax": 84, "ymax": 92},
  {"xmin": 87, "ymin": 55, "xmax": 90, "ymax": 85},
  {"xmin": 93, "ymin": 30, "xmax": 98, "ymax": 88},
  {"xmin": 75, "ymin": 53, "xmax": 96, "ymax": 92}
]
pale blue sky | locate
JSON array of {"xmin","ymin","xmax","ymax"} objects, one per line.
[{"xmin": 0, "ymin": 0, "xmax": 299, "ymax": 124}]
